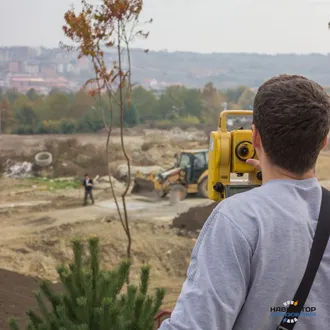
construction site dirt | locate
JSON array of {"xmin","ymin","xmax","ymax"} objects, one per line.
[{"xmin": 1, "ymin": 130, "xmax": 330, "ymax": 328}]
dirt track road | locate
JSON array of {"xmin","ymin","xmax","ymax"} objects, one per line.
[{"xmin": 0, "ymin": 194, "xmax": 212, "ymax": 236}]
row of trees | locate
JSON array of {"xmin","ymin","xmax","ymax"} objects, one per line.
[{"xmin": 0, "ymin": 83, "xmax": 255, "ymax": 134}]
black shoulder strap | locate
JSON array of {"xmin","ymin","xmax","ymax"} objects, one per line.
[{"xmin": 277, "ymin": 187, "xmax": 330, "ymax": 330}]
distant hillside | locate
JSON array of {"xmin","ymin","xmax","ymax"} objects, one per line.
[
  {"xmin": 2, "ymin": 46, "xmax": 330, "ymax": 90},
  {"xmin": 128, "ymin": 49, "xmax": 330, "ymax": 89}
]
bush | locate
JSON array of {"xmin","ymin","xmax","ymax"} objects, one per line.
[
  {"xmin": 13, "ymin": 121, "xmax": 65, "ymax": 134},
  {"xmin": 154, "ymin": 116, "xmax": 200, "ymax": 129},
  {"xmin": 175, "ymin": 115, "xmax": 200, "ymax": 125},
  {"xmin": 34, "ymin": 121, "xmax": 49, "ymax": 134},
  {"xmin": 34, "ymin": 120, "xmax": 61, "ymax": 134},
  {"xmin": 77, "ymin": 112, "xmax": 104, "ymax": 133},
  {"xmin": 13, "ymin": 125, "xmax": 34, "ymax": 134},
  {"xmin": 153, "ymin": 119, "xmax": 173, "ymax": 129},
  {"xmin": 59, "ymin": 119, "xmax": 77, "ymax": 134},
  {"xmin": 9, "ymin": 237, "xmax": 165, "ymax": 330}
]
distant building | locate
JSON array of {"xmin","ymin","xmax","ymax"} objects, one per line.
[
  {"xmin": 71, "ymin": 65, "xmax": 81, "ymax": 74},
  {"xmin": 144, "ymin": 78, "xmax": 168, "ymax": 97},
  {"xmin": 77, "ymin": 57, "xmax": 90, "ymax": 71},
  {"xmin": 66, "ymin": 63, "xmax": 73, "ymax": 72},
  {"xmin": 57, "ymin": 63, "xmax": 64, "ymax": 73},
  {"xmin": 24, "ymin": 62, "xmax": 39, "ymax": 74},
  {"xmin": 55, "ymin": 49, "xmax": 78, "ymax": 61},
  {"xmin": 45, "ymin": 77, "xmax": 73, "ymax": 92},
  {"xmin": 8, "ymin": 62, "xmax": 20, "ymax": 73},
  {"xmin": 6, "ymin": 74, "xmax": 74, "ymax": 94},
  {"xmin": 10, "ymin": 46, "xmax": 35, "ymax": 60},
  {"xmin": 0, "ymin": 48, "xmax": 12, "ymax": 62},
  {"xmin": 40, "ymin": 63, "xmax": 57, "ymax": 77},
  {"xmin": 34, "ymin": 47, "xmax": 43, "ymax": 56},
  {"xmin": 9, "ymin": 75, "xmax": 45, "ymax": 92}
]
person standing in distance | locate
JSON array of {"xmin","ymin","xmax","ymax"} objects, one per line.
[
  {"xmin": 82, "ymin": 173, "xmax": 94, "ymax": 206},
  {"xmin": 159, "ymin": 75, "xmax": 330, "ymax": 330}
]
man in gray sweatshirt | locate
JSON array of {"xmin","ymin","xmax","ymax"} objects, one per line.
[{"xmin": 159, "ymin": 75, "xmax": 330, "ymax": 330}]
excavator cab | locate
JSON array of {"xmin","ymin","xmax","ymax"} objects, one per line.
[
  {"xmin": 178, "ymin": 152, "xmax": 201, "ymax": 182},
  {"xmin": 175, "ymin": 150, "xmax": 209, "ymax": 199}
]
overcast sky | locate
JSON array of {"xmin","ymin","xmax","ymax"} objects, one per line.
[{"xmin": 1, "ymin": 0, "xmax": 330, "ymax": 53}]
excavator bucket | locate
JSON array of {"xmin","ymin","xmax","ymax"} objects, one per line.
[{"xmin": 131, "ymin": 171, "xmax": 161, "ymax": 197}]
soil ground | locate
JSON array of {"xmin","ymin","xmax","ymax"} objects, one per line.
[
  {"xmin": 0, "ymin": 269, "xmax": 61, "ymax": 329},
  {"xmin": 0, "ymin": 184, "xmax": 211, "ymax": 329},
  {"xmin": 0, "ymin": 131, "xmax": 211, "ymax": 328},
  {"xmin": 0, "ymin": 132, "xmax": 330, "ymax": 328}
]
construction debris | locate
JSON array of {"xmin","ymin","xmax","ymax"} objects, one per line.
[
  {"xmin": 4, "ymin": 160, "xmax": 34, "ymax": 178},
  {"xmin": 96, "ymin": 175, "xmax": 126, "ymax": 194},
  {"xmin": 115, "ymin": 165, "xmax": 165, "ymax": 181}
]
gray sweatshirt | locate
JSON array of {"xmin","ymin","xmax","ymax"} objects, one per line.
[{"xmin": 159, "ymin": 178, "xmax": 328, "ymax": 330}]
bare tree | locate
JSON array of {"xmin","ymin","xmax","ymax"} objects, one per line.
[{"xmin": 62, "ymin": 0, "xmax": 151, "ymax": 261}]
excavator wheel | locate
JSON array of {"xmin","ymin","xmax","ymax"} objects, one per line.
[
  {"xmin": 170, "ymin": 184, "xmax": 187, "ymax": 201},
  {"xmin": 198, "ymin": 177, "xmax": 208, "ymax": 198},
  {"xmin": 156, "ymin": 189, "xmax": 168, "ymax": 199}
]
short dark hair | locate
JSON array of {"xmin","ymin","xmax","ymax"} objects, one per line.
[
  {"xmin": 253, "ymin": 74, "xmax": 330, "ymax": 174},
  {"xmin": 84, "ymin": 173, "xmax": 88, "ymax": 177}
]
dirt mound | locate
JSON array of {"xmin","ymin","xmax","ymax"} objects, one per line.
[
  {"xmin": 0, "ymin": 269, "xmax": 61, "ymax": 330},
  {"xmin": 172, "ymin": 202, "xmax": 218, "ymax": 232}
]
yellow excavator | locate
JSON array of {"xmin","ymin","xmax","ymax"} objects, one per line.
[{"xmin": 132, "ymin": 149, "xmax": 209, "ymax": 200}]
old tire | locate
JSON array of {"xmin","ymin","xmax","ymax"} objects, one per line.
[
  {"xmin": 198, "ymin": 177, "xmax": 208, "ymax": 198},
  {"xmin": 35, "ymin": 152, "xmax": 53, "ymax": 167},
  {"xmin": 170, "ymin": 184, "xmax": 187, "ymax": 201}
]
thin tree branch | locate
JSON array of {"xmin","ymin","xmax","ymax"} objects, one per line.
[
  {"xmin": 117, "ymin": 19, "xmax": 132, "ymax": 260},
  {"xmin": 92, "ymin": 57, "xmax": 128, "ymax": 236}
]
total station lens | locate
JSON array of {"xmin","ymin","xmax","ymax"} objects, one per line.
[{"xmin": 239, "ymin": 146, "xmax": 249, "ymax": 157}]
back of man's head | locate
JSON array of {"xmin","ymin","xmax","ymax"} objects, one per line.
[{"xmin": 253, "ymin": 74, "xmax": 330, "ymax": 175}]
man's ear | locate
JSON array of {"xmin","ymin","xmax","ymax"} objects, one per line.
[
  {"xmin": 251, "ymin": 124, "xmax": 261, "ymax": 148},
  {"xmin": 321, "ymin": 136, "xmax": 329, "ymax": 151}
]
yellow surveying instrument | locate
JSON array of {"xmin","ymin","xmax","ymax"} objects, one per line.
[{"xmin": 208, "ymin": 110, "xmax": 262, "ymax": 201}]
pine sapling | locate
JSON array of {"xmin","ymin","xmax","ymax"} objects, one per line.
[{"xmin": 9, "ymin": 236, "xmax": 165, "ymax": 330}]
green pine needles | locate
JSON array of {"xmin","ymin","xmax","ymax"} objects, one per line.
[{"xmin": 9, "ymin": 236, "xmax": 165, "ymax": 330}]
